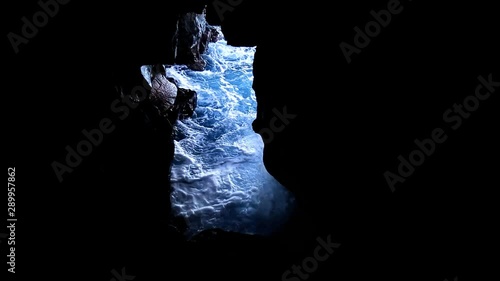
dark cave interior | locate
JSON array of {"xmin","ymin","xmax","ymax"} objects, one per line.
[{"xmin": 5, "ymin": 1, "xmax": 498, "ymax": 280}]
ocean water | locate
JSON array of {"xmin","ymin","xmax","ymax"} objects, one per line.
[{"xmin": 143, "ymin": 29, "xmax": 295, "ymax": 238}]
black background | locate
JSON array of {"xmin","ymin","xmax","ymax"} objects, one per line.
[{"xmin": 4, "ymin": 0, "xmax": 498, "ymax": 280}]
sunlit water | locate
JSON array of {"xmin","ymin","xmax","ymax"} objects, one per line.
[{"xmin": 142, "ymin": 30, "xmax": 295, "ymax": 238}]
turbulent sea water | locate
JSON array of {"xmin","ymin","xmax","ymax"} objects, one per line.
[{"xmin": 143, "ymin": 30, "xmax": 295, "ymax": 238}]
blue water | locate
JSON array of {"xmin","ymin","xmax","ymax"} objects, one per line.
[{"xmin": 146, "ymin": 30, "xmax": 295, "ymax": 238}]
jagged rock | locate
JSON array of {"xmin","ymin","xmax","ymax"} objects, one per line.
[
  {"xmin": 175, "ymin": 87, "xmax": 197, "ymax": 119},
  {"xmin": 174, "ymin": 8, "xmax": 219, "ymax": 71},
  {"xmin": 200, "ymin": 25, "xmax": 221, "ymax": 54},
  {"xmin": 150, "ymin": 72, "xmax": 178, "ymax": 117},
  {"xmin": 148, "ymin": 66, "xmax": 197, "ymax": 120},
  {"xmin": 208, "ymin": 25, "xmax": 221, "ymax": 43}
]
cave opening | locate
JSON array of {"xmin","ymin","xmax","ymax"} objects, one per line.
[{"xmin": 144, "ymin": 27, "xmax": 295, "ymax": 238}]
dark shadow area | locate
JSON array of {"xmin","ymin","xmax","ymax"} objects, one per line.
[{"xmin": 5, "ymin": 0, "xmax": 498, "ymax": 280}]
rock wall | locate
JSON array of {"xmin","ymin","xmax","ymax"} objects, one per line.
[{"xmin": 174, "ymin": 8, "xmax": 220, "ymax": 70}]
